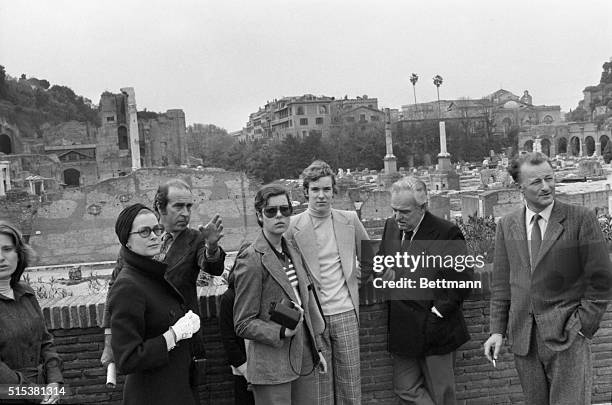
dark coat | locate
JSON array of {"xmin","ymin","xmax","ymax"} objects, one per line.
[
  {"xmin": 491, "ymin": 201, "xmax": 612, "ymax": 355},
  {"xmin": 0, "ymin": 282, "xmax": 63, "ymax": 385},
  {"xmin": 219, "ymin": 282, "xmax": 246, "ymax": 369},
  {"xmin": 103, "ymin": 227, "xmax": 226, "ymax": 357},
  {"xmin": 108, "ymin": 247, "xmax": 196, "ymax": 405},
  {"xmin": 379, "ymin": 212, "xmax": 472, "ymax": 357}
]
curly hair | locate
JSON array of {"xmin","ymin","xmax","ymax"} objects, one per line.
[
  {"xmin": 301, "ymin": 160, "xmax": 337, "ymax": 197},
  {"xmin": 507, "ymin": 152, "xmax": 553, "ymax": 183},
  {"xmin": 0, "ymin": 221, "xmax": 37, "ymax": 288}
]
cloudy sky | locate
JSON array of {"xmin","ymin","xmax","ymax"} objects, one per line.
[{"xmin": 1, "ymin": 0, "xmax": 610, "ymax": 131}]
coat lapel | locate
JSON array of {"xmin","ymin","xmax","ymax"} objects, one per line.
[
  {"xmin": 164, "ymin": 229, "xmax": 193, "ymax": 270},
  {"xmin": 332, "ymin": 210, "xmax": 355, "ymax": 282},
  {"xmin": 291, "ymin": 214, "xmax": 322, "ymax": 283},
  {"xmin": 533, "ymin": 202, "xmax": 566, "ymax": 270},
  {"xmin": 509, "ymin": 208, "xmax": 530, "ymax": 271},
  {"xmin": 254, "ymin": 233, "xmax": 297, "ymax": 302}
]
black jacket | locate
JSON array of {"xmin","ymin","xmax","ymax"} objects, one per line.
[
  {"xmin": 379, "ymin": 212, "xmax": 472, "ymax": 357},
  {"xmin": 108, "ymin": 247, "xmax": 196, "ymax": 405}
]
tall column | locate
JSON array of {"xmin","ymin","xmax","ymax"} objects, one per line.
[
  {"xmin": 578, "ymin": 138, "xmax": 583, "ymax": 157},
  {"xmin": 383, "ymin": 108, "xmax": 397, "ymax": 174},
  {"xmin": 438, "ymin": 121, "xmax": 452, "ymax": 171},
  {"xmin": 595, "ymin": 141, "xmax": 601, "ymax": 157},
  {"xmin": 120, "ymin": 87, "xmax": 141, "ymax": 171}
]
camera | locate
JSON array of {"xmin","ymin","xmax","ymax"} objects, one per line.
[{"xmin": 269, "ymin": 298, "xmax": 301, "ymax": 329}]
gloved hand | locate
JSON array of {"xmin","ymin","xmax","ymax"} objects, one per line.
[{"xmin": 170, "ymin": 310, "xmax": 201, "ymax": 342}]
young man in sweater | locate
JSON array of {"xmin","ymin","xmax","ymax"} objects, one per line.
[{"xmin": 285, "ymin": 160, "xmax": 370, "ymax": 404}]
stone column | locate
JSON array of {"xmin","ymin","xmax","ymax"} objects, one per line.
[
  {"xmin": 0, "ymin": 161, "xmax": 10, "ymax": 197},
  {"xmin": 437, "ymin": 121, "xmax": 452, "ymax": 171},
  {"xmin": 120, "ymin": 87, "xmax": 141, "ymax": 171},
  {"xmin": 383, "ymin": 108, "xmax": 397, "ymax": 174},
  {"xmin": 578, "ymin": 138, "xmax": 583, "ymax": 157},
  {"xmin": 595, "ymin": 141, "xmax": 601, "ymax": 157}
]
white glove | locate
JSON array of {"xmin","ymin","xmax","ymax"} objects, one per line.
[{"xmin": 171, "ymin": 310, "xmax": 201, "ymax": 341}]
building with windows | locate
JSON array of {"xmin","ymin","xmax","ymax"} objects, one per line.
[
  {"xmin": 0, "ymin": 88, "xmax": 188, "ymax": 189},
  {"xmin": 240, "ymin": 94, "xmax": 382, "ymax": 141}
]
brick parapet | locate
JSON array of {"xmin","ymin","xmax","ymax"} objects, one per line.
[{"xmin": 40, "ymin": 266, "xmax": 612, "ymax": 404}]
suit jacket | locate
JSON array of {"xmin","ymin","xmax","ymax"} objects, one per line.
[
  {"xmin": 233, "ymin": 232, "xmax": 324, "ymax": 385},
  {"xmin": 490, "ymin": 201, "xmax": 612, "ymax": 355},
  {"xmin": 285, "ymin": 208, "xmax": 370, "ymax": 320},
  {"xmin": 379, "ymin": 212, "xmax": 472, "ymax": 356}
]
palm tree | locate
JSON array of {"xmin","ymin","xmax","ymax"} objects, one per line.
[{"xmin": 433, "ymin": 75, "xmax": 443, "ymax": 119}]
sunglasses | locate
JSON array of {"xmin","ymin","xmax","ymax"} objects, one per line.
[
  {"xmin": 263, "ymin": 205, "xmax": 293, "ymax": 218},
  {"xmin": 129, "ymin": 224, "xmax": 165, "ymax": 238}
]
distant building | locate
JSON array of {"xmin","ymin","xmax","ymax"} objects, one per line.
[
  {"xmin": 242, "ymin": 94, "xmax": 383, "ymax": 142},
  {"xmin": 0, "ymin": 88, "xmax": 188, "ymax": 189}
]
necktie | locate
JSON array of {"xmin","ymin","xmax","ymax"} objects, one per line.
[
  {"xmin": 530, "ymin": 214, "xmax": 542, "ymax": 270},
  {"xmin": 156, "ymin": 233, "xmax": 173, "ymax": 262}
]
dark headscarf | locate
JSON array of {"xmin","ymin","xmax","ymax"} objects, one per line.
[{"xmin": 115, "ymin": 203, "xmax": 155, "ymax": 246}]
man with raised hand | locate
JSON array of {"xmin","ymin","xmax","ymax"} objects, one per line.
[{"xmin": 101, "ymin": 178, "xmax": 226, "ymax": 394}]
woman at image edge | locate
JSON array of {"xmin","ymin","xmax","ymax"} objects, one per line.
[
  {"xmin": 233, "ymin": 184, "xmax": 327, "ymax": 404},
  {"xmin": 0, "ymin": 221, "xmax": 63, "ymax": 404},
  {"xmin": 108, "ymin": 203, "xmax": 200, "ymax": 405}
]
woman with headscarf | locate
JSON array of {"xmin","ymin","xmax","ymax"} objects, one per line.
[
  {"xmin": 108, "ymin": 203, "xmax": 201, "ymax": 405},
  {"xmin": 0, "ymin": 221, "xmax": 63, "ymax": 404}
]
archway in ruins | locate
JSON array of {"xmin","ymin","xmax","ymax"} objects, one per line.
[
  {"xmin": 523, "ymin": 140, "xmax": 533, "ymax": 152},
  {"xmin": 63, "ymin": 168, "xmax": 81, "ymax": 187},
  {"xmin": 557, "ymin": 137, "xmax": 568, "ymax": 154},
  {"xmin": 570, "ymin": 136, "xmax": 580, "ymax": 156},
  {"xmin": 0, "ymin": 134, "xmax": 12, "ymax": 154},
  {"xmin": 585, "ymin": 136, "xmax": 595, "ymax": 156},
  {"xmin": 541, "ymin": 138, "xmax": 551, "ymax": 157},
  {"xmin": 601, "ymin": 135, "xmax": 610, "ymax": 155}
]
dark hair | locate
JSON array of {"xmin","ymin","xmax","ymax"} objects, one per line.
[
  {"xmin": 507, "ymin": 152, "xmax": 553, "ymax": 183},
  {"xmin": 254, "ymin": 184, "xmax": 291, "ymax": 227},
  {"xmin": 0, "ymin": 221, "xmax": 37, "ymax": 288},
  {"xmin": 302, "ymin": 160, "xmax": 337, "ymax": 197},
  {"xmin": 154, "ymin": 178, "xmax": 191, "ymax": 215}
]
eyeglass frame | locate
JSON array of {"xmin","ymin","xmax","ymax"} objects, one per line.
[
  {"xmin": 262, "ymin": 205, "xmax": 293, "ymax": 218},
  {"xmin": 128, "ymin": 224, "xmax": 166, "ymax": 238}
]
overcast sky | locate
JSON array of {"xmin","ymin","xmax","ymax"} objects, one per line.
[{"xmin": 1, "ymin": 0, "xmax": 611, "ymax": 132}]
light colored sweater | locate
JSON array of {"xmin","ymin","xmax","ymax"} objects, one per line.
[{"xmin": 307, "ymin": 208, "xmax": 353, "ymax": 315}]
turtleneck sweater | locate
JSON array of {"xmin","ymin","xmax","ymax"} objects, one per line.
[
  {"xmin": 307, "ymin": 208, "xmax": 353, "ymax": 315},
  {"xmin": 0, "ymin": 278, "xmax": 13, "ymax": 300}
]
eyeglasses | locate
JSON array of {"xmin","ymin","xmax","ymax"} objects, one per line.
[
  {"xmin": 263, "ymin": 205, "xmax": 293, "ymax": 218},
  {"xmin": 129, "ymin": 224, "xmax": 165, "ymax": 238}
]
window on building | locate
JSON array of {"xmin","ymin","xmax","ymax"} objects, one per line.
[
  {"xmin": 371, "ymin": 115, "xmax": 379, "ymax": 121},
  {"xmin": 319, "ymin": 105, "xmax": 328, "ymax": 114},
  {"xmin": 297, "ymin": 106, "xmax": 305, "ymax": 115},
  {"xmin": 300, "ymin": 118, "xmax": 308, "ymax": 126},
  {"xmin": 106, "ymin": 116, "xmax": 115, "ymax": 122},
  {"xmin": 359, "ymin": 114, "xmax": 366, "ymax": 122},
  {"xmin": 316, "ymin": 117, "xmax": 323, "ymax": 125}
]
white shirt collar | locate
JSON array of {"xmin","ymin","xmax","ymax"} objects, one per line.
[{"xmin": 525, "ymin": 201, "xmax": 554, "ymax": 225}]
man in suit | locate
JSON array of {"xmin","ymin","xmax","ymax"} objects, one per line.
[
  {"xmin": 285, "ymin": 160, "xmax": 369, "ymax": 404},
  {"xmin": 101, "ymin": 179, "xmax": 226, "ymax": 382},
  {"xmin": 484, "ymin": 152, "xmax": 612, "ymax": 405},
  {"xmin": 378, "ymin": 177, "xmax": 471, "ymax": 405}
]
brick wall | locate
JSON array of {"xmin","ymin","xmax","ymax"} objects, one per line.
[{"xmin": 38, "ymin": 272, "xmax": 612, "ymax": 405}]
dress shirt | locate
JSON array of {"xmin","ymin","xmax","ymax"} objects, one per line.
[{"xmin": 525, "ymin": 201, "xmax": 554, "ymax": 242}]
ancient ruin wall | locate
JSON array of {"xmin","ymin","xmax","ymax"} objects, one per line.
[{"xmin": 28, "ymin": 167, "xmax": 261, "ymax": 265}]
